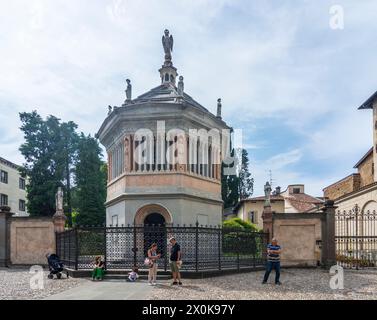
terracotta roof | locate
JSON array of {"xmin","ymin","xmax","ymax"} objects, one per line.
[
  {"xmin": 353, "ymin": 147, "xmax": 373, "ymax": 168},
  {"xmin": 247, "ymin": 195, "xmax": 285, "ymax": 201},
  {"xmin": 285, "ymin": 193, "xmax": 324, "ymax": 212}
]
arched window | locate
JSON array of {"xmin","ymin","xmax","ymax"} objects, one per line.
[{"xmin": 165, "ymin": 73, "xmax": 169, "ymax": 82}]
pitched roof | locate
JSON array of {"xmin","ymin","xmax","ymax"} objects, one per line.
[
  {"xmin": 358, "ymin": 91, "xmax": 377, "ymax": 109},
  {"xmin": 132, "ymin": 82, "xmax": 209, "ymax": 113},
  {"xmin": 353, "ymin": 147, "xmax": 373, "ymax": 168},
  {"xmin": 285, "ymin": 193, "xmax": 324, "ymax": 212}
]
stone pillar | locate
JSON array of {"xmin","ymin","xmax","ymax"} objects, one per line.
[
  {"xmin": 262, "ymin": 205, "xmax": 273, "ymax": 243},
  {"xmin": 124, "ymin": 135, "xmax": 131, "ymax": 172},
  {"xmin": 53, "ymin": 210, "xmax": 67, "ymax": 234},
  {"xmin": 321, "ymin": 200, "xmax": 337, "ymax": 269},
  {"xmin": 0, "ymin": 206, "xmax": 13, "ymax": 267}
]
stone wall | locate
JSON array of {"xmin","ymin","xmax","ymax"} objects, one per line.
[
  {"xmin": 358, "ymin": 153, "xmax": 374, "ymax": 188},
  {"xmin": 9, "ymin": 217, "xmax": 55, "ymax": 265},
  {"xmin": 323, "ymin": 174, "xmax": 361, "ymax": 200},
  {"xmin": 272, "ymin": 213, "xmax": 323, "ymax": 267},
  {"xmin": 334, "ymin": 183, "xmax": 377, "ymax": 213}
]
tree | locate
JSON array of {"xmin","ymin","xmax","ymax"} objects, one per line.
[
  {"xmin": 74, "ymin": 134, "xmax": 106, "ymax": 226},
  {"xmin": 221, "ymin": 148, "xmax": 240, "ymax": 208},
  {"xmin": 19, "ymin": 111, "xmax": 80, "ymax": 220},
  {"xmin": 221, "ymin": 148, "xmax": 254, "ymax": 208},
  {"xmin": 58, "ymin": 122, "xmax": 79, "ymax": 226},
  {"xmin": 19, "ymin": 112, "xmax": 65, "ymax": 216},
  {"xmin": 238, "ymin": 149, "xmax": 254, "ymax": 200}
]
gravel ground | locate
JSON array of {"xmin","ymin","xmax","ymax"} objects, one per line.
[
  {"xmin": 0, "ymin": 268, "xmax": 85, "ymax": 300},
  {"xmin": 147, "ymin": 268, "xmax": 377, "ymax": 300}
]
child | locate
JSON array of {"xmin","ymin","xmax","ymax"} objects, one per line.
[
  {"xmin": 92, "ymin": 256, "xmax": 105, "ymax": 281},
  {"xmin": 128, "ymin": 267, "xmax": 139, "ymax": 282}
]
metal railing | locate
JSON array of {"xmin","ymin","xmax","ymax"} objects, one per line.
[
  {"xmin": 335, "ymin": 205, "xmax": 377, "ymax": 269},
  {"xmin": 56, "ymin": 224, "xmax": 268, "ymax": 272}
]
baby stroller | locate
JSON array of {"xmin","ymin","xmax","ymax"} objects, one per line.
[{"xmin": 46, "ymin": 253, "xmax": 69, "ymax": 279}]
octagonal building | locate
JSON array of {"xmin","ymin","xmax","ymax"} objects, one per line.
[{"xmin": 97, "ymin": 30, "xmax": 231, "ymax": 228}]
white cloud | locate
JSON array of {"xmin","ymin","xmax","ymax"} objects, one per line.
[{"xmin": 0, "ymin": 0, "xmax": 377, "ymax": 197}]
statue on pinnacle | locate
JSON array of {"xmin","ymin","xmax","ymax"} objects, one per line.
[{"xmin": 162, "ymin": 29, "xmax": 174, "ymax": 65}]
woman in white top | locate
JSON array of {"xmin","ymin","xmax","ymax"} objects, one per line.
[{"xmin": 147, "ymin": 243, "xmax": 161, "ymax": 285}]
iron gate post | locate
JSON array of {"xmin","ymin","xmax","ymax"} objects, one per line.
[
  {"xmin": 218, "ymin": 227, "xmax": 221, "ymax": 271},
  {"xmin": 195, "ymin": 221, "xmax": 199, "ymax": 272},
  {"xmin": 133, "ymin": 225, "xmax": 137, "ymax": 267},
  {"xmin": 75, "ymin": 228, "xmax": 79, "ymax": 271},
  {"xmin": 237, "ymin": 229, "xmax": 240, "ymax": 271},
  {"xmin": 104, "ymin": 227, "xmax": 107, "ymax": 270}
]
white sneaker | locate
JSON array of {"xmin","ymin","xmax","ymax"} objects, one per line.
[
  {"xmin": 148, "ymin": 282, "xmax": 153, "ymax": 286},
  {"xmin": 152, "ymin": 282, "xmax": 157, "ymax": 286}
]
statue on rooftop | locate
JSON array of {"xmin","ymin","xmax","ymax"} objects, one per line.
[
  {"xmin": 126, "ymin": 79, "xmax": 132, "ymax": 102},
  {"xmin": 177, "ymin": 76, "xmax": 184, "ymax": 96},
  {"xmin": 217, "ymin": 98, "xmax": 222, "ymax": 118},
  {"xmin": 162, "ymin": 29, "xmax": 174, "ymax": 63},
  {"xmin": 108, "ymin": 105, "xmax": 112, "ymax": 115}
]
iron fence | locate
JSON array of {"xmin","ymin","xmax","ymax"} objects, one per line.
[
  {"xmin": 56, "ymin": 224, "xmax": 268, "ymax": 272},
  {"xmin": 335, "ymin": 205, "xmax": 377, "ymax": 269}
]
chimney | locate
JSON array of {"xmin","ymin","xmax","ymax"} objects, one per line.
[{"xmin": 275, "ymin": 186, "xmax": 281, "ymax": 195}]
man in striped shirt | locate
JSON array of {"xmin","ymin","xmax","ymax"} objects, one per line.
[{"xmin": 262, "ymin": 238, "xmax": 282, "ymax": 285}]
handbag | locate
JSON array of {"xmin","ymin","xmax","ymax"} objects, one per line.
[{"xmin": 144, "ymin": 257, "xmax": 151, "ymax": 266}]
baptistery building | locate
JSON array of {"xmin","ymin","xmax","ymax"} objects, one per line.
[{"xmin": 97, "ymin": 30, "xmax": 231, "ymax": 228}]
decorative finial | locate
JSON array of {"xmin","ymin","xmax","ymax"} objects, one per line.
[
  {"xmin": 162, "ymin": 29, "xmax": 174, "ymax": 66},
  {"xmin": 125, "ymin": 79, "xmax": 132, "ymax": 102},
  {"xmin": 108, "ymin": 105, "xmax": 112, "ymax": 115},
  {"xmin": 178, "ymin": 76, "xmax": 184, "ymax": 96},
  {"xmin": 217, "ymin": 98, "xmax": 222, "ymax": 118}
]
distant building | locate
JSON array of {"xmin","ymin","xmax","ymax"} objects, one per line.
[
  {"xmin": 233, "ymin": 184, "xmax": 323, "ymax": 230},
  {"xmin": 0, "ymin": 157, "xmax": 28, "ymax": 216},
  {"xmin": 323, "ymin": 91, "xmax": 377, "ymax": 213}
]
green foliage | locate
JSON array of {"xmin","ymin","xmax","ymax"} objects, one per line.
[
  {"xmin": 238, "ymin": 149, "xmax": 254, "ymax": 200},
  {"xmin": 222, "ymin": 218, "xmax": 262, "ymax": 256},
  {"xmin": 74, "ymin": 134, "xmax": 106, "ymax": 227},
  {"xmin": 223, "ymin": 217, "xmax": 260, "ymax": 232},
  {"xmin": 221, "ymin": 148, "xmax": 254, "ymax": 208},
  {"xmin": 19, "ymin": 111, "xmax": 106, "ymax": 226},
  {"xmin": 19, "ymin": 111, "xmax": 78, "ymax": 216}
]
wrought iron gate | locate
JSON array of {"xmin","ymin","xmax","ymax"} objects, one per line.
[
  {"xmin": 56, "ymin": 224, "xmax": 268, "ymax": 272},
  {"xmin": 335, "ymin": 205, "xmax": 377, "ymax": 268}
]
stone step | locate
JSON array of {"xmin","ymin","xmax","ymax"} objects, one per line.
[{"xmin": 104, "ymin": 273, "xmax": 172, "ymax": 280}]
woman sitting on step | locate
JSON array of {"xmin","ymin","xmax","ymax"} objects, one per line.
[{"xmin": 92, "ymin": 256, "xmax": 105, "ymax": 281}]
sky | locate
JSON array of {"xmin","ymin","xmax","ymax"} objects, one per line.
[{"xmin": 0, "ymin": 0, "xmax": 376, "ymax": 197}]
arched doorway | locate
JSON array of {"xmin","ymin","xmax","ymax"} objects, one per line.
[{"xmin": 143, "ymin": 213, "xmax": 167, "ymax": 261}]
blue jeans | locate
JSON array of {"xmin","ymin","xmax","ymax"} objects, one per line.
[{"xmin": 263, "ymin": 261, "xmax": 280, "ymax": 283}]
